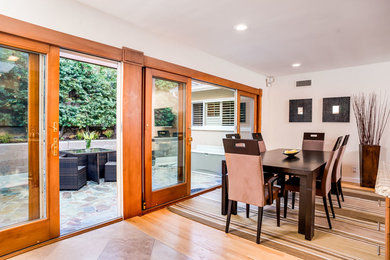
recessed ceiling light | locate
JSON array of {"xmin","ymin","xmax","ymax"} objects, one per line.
[
  {"xmin": 7, "ymin": 55, "xmax": 19, "ymax": 62},
  {"xmin": 292, "ymin": 63, "xmax": 301, "ymax": 68},
  {"xmin": 234, "ymin": 24, "xmax": 248, "ymax": 31}
]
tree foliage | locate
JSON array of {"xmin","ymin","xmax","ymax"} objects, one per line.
[
  {"xmin": 0, "ymin": 47, "xmax": 28, "ymax": 128},
  {"xmin": 59, "ymin": 58, "xmax": 117, "ymax": 133}
]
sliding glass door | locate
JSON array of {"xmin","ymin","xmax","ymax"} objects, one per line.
[
  {"xmin": 0, "ymin": 36, "xmax": 59, "ymax": 255},
  {"xmin": 144, "ymin": 69, "xmax": 191, "ymax": 208}
]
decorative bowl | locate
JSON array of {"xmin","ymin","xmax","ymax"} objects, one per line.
[{"xmin": 283, "ymin": 149, "xmax": 300, "ymax": 157}]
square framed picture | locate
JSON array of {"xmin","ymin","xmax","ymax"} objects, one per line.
[
  {"xmin": 289, "ymin": 99, "xmax": 312, "ymax": 122},
  {"xmin": 322, "ymin": 97, "xmax": 350, "ymax": 122}
]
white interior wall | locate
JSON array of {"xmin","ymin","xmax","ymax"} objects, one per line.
[
  {"xmin": 262, "ymin": 61, "xmax": 390, "ymax": 183},
  {"xmin": 0, "ymin": 0, "xmax": 266, "ymax": 89}
]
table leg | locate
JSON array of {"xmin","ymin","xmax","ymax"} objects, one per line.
[
  {"xmin": 87, "ymin": 154, "xmax": 100, "ymax": 184},
  {"xmin": 96, "ymin": 153, "xmax": 100, "ymax": 184},
  {"xmin": 298, "ymin": 172, "xmax": 316, "ymax": 240}
]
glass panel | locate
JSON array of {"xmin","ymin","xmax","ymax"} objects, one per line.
[
  {"xmin": 190, "ymin": 80, "xmax": 235, "ymax": 193},
  {"xmin": 0, "ymin": 46, "xmax": 46, "ymax": 229},
  {"xmin": 152, "ymin": 78, "xmax": 186, "ymax": 190},
  {"xmin": 58, "ymin": 55, "xmax": 119, "ymax": 235},
  {"xmin": 239, "ymin": 95, "xmax": 255, "ymax": 139}
]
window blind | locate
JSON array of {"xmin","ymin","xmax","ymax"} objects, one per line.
[
  {"xmin": 222, "ymin": 101, "xmax": 235, "ymax": 126},
  {"xmin": 192, "ymin": 103, "xmax": 203, "ymax": 126}
]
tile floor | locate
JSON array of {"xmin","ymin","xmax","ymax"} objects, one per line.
[
  {"xmin": 60, "ymin": 179, "xmax": 118, "ymax": 235},
  {"xmin": 10, "ymin": 221, "xmax": 189, "ymax": 260}
]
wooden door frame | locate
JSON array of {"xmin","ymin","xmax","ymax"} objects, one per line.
[
  {"xmin": 0, "ymin": 32, "xmax": 60, "ymax": 256},
  {"xmin": 237, "ymin": 91, "xmax": 259, "ymax": 135},
  {"xmin": 143, "ymin": 68, "xmax": 192, "ymax": 209}
]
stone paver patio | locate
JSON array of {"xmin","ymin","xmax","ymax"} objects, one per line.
[{"xmin": 1, "ymin": 168, "xmax": 220, "ymax": 233}]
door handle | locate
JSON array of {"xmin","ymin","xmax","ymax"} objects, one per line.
[{"xmin": 51, "ymin": 138, "xmax": 58, "ymax": 157}]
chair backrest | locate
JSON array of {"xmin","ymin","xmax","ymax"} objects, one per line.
[
  {"xmin": 108, "ymin": 151, "xmax": 117, "ymax": 162},
  {"xmin": 60, "ymin": 157, "xmax": 78, "ymax": 174},
  {"xmin": 223, "ymin": 138, "xmax": 266, "ymax": 207},
  {"xmin": 321, "ymin": 136, "xmax": 343, "ymax": 194},
  {"xmin": 226, "ymin": 133, "xmax": 241, "ymax": 139},
  {"xmin": 157, "ymin": 130, "xmax": 170, "ymax": 137},
  {"xmin": 332, "ymin": 135, "xmax": 349, "ymax": 183},
  {"xmin": 302, "ymin": 132, "xmax": 325, "ymax": 151},
  {"xmin": 252, "ymin": 132, "xmax": 267, "ymax": 153}
]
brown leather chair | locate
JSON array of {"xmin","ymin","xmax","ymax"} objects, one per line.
[
  {"xmin": 223, "ymin": 138, "xmax": 280, "ymax": 244},
  {"xmin": 226, "ymin": 133, "xmax": 241, "ymax": 139},
  {"xmin": 302, "ymin": 132, "xmax": 325, "ymax": 151},
  {"xmin": 284, "ymin": 136, "xmax": 343, "ymax": 229},
  {"xmin": 252, "ymin": 132, "xmax": 266, "ymax": 153},
  {"xmin": 332, "ymin": 135, "xmax": 349, "ymax": 208}
]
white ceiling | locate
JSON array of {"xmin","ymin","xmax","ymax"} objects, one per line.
[{"xmin": 77, "ymin": 0, "xmax": 390, "ymax": 76}]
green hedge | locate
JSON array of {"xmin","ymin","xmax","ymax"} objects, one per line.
[{"xmin": 59, "ymin": 58, "xmax": 117, "ymax": 134}]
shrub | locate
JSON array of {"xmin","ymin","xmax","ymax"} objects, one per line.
[
  {"xmin": 103, "ymin": 129, "xmax": 114, "ymax": 139},
  {"xmin": 0, "ymin": 134, "xmax": 11, "ymax": 143},
  {"xmin": 76, "ymin": 130, "xmax": 84, "ymax": 140}
]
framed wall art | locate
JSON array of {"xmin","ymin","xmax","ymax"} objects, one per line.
[
  {"xmin": 289, "ymin": 99, "xmax": 312, "ymax": 122},
  {"xmin": 322, "ymin": 96, "xmax": 350, "ymax": 122}
]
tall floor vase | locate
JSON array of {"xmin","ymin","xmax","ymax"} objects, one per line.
[{"xmin": 359, "ymin": 144, "xmax": 380, "ymax": 188}]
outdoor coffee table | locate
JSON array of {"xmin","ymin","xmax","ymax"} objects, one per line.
[{"xmin": 62, "ymin": 148, "xmax": 115, "ymax": 184}]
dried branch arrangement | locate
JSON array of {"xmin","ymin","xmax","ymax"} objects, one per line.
[{"xmin": 352, "ymin": 93, "xmax": 390, "ymax": 145}]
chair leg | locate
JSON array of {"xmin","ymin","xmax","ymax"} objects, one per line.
[
  {"xmin": 257, "ymin": 207, "xmax": 264, "ymax": 244},
  {"xmin": 323, "ymin": 197, "xmax": 332, "ymax": 229},
  {"xmin": 328, "ymin": 192, "xmax": 335, "ymax": 218},
  {"xmin": 292, "ymin": 192, "xmax": 296, "ymax": 209},
  {"xmin": 334, "ymin": 182, "xmax": 342, "ymax": 208},
  {"xmin": 338, "ymin": 180, "xmax": 344, "ymax": 202},
  {"xmin": 276, "ymin": 196, "xmax": 281, "ymax": 227},
  {"xmin": 246, "ymin": 204, "xmax": 250, "ymax": 218},
  {"xmin": 225, "ymin": 200, "xmax": 233, "ymax": 233},
  {"xmin": 283, "ymin": 190, "xmax": 288, "ymax": 218}
]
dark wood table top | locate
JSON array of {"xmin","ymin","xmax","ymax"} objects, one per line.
[
  {"xmin": 62, "ymin": 148, "xmax": 114, "ymax": 155},
  {"xmin": 262, "ymin": 148, "xmax": 330, "ymax": 176}
]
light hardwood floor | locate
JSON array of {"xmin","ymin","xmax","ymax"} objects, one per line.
[
  {"xmin": 9, "ymin": 208, "xmax": 298, "ymax": 260},
  {"xmin": 129, "ymin": 208, "xmax": 299, "ymax": 260}
]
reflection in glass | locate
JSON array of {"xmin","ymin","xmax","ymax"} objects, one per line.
[
  {"xmin": 190, "ymin": 80, "xmax": 235, "ymax": 193},
  {"xmin": 0, "ymin": 46, "xmax": 46, "ymax": 229},
  {"xmin": 239, "ymin": 96, "xmax": 255, "ymax": 139},
  {"xmin": 152, "ymin": 78, "xmax": 186, "ymax": 190}
]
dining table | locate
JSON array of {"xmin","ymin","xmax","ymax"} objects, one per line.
[{"xmin": 221, "ymin": 148, "xmax": 330, "ymax": 241}]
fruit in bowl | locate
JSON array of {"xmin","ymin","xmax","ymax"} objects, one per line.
[{"xmin": 283, "ymin": 149, "xmax": 300, "ymax": 157}]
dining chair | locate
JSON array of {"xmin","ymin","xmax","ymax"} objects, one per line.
[
  {"xmin": 226, "ymin": 133, "xmax": 241, "ymax": 139},
  {"xmin": 59, "ymin": 156, "xmax": 87, "ymax": 190},
  {"xmin": 223, "ymin": 138, "xmax": 280, "ymax": 244},
  {"xmin": 302, "ymin": 132, "xmax": 325, "ymax": 151},
  {"xmin": 252, "ymin": 132, "xmax": 266, "ymax": 153},
  {"xmin": 252, "ymin": 132, "xmax": 279, "ymax": 195},
  {"xmin": 105, "ymin": 151, "xmax": 117, "ymax": 182},
  {"xmin": 284, "ymin": 136, "xmax": 343, "ymax": 229},
  {"xmin": 332, "ymin": 135, "xmax": 349, "ymax": 208}
]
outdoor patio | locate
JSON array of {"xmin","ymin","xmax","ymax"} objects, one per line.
[{"xmin": 1, "ymin": 169, "xmax": 220, "ymax": 233}]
